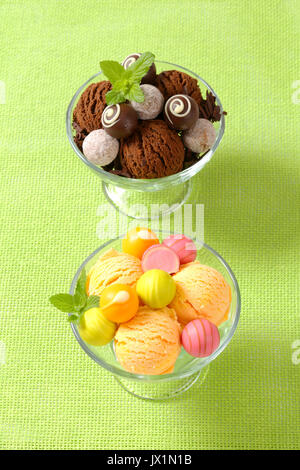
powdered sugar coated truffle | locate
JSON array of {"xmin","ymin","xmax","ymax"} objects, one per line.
[
  {"xmin": 183, "ymin": 118, "xmax": 216, "ymax": 154},
  {"xmin": 82, "ymin": 129, "xmax": 119, "ymax": 166},
  {"xmin": 131, "ymin": 85, "xmax": 164, "ymax": 120}
]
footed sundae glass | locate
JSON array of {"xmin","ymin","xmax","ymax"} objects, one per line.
[
  {"xmin": 70, "ymin": 231, "xmax": 240, "ymax": 401},
  {"xmin": 66, "ymin": 61, "xmax": 225, "ymax": 220}
]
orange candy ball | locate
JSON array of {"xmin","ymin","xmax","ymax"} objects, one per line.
[
  {"xmin": 100, "ymin": 284, "xmax": 139, "ymax": 323},
  {"xmin": 122, "ymin": 227, "xmax": 159, "ymax": 259}
]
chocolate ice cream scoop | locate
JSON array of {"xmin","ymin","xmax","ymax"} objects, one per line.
[
  {"xmin": 72, "ymin": 122, "xmax": 88, "ymax": 152},
  {"xmin": 120, "ymin": 120, "xmax": 184, "ymax": 179},
  {"xmin": 73, "ymin": 80, "xmax": 112, "ymax": 134},
  {"xmin": 156, "ymin": 70, "xmax": 202, "ymax": 107}
]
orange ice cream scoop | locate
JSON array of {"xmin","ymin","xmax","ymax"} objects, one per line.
[
  {"xmin": 115, "ymin": 306, "xmax": 181, "ymax": 375},
  {"xmin": 86, "ymin": 249, "xmax": 143, "ymax": 297},
  {"xmin": 170, "ymin": 261, "xmax": 231, "ymax": 327}
]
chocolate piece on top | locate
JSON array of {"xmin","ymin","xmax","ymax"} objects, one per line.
[
  {"xmin": 164, "ymin": 94, "xmax": 199, "ymax": 130},
  {"xmin": 122, "ymin": 53, "xmax": 156, "ymax": 85}
]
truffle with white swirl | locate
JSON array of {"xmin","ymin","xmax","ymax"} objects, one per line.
[
  {"xmin": 101, "ymin": 103, "xmax": 138, "ymax": 139},
  {"xmin": 122, "ymin": 53, "xmax": 156, "ymax": 84},
  {"xmin": 164, "ymin": 94, "xmax": 199, "ymax": 131}
]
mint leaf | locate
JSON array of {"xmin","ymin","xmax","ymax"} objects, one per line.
[
  {"xmin": 85, "ymin": 295, "xmax": 100, "ymax": 310},
  {"xmin": 50, "ymin": 270, "xmax": 99, "ymax": 323},
  {"xmin": 67, "ymin": 314, "xmax": 80, "ymax": 323},
  {"xmin": 127, "ymin": 52, "xmax": 155, "ymax": 84},
  {"xmin": 100, "ymin": 60, "xmax": 125, "ymax": 84},
  {"xmin": 49, "ymin": 294, "xmax": 74, "ymax": 313},
  {"xmin": 76, "ymin": 269, "xmax": 87, "ymax": 296},
  {"xmin": 74, "ymin": 291, "xmax": 86, "ymax": 311},
  {"xmin": 73, "ymin": 269, "xmax": 87, "ymax": 310},
  {"xmin": 127, "ymin": 83, "xmax": 144, "ymax": 102},
  {"xmin": 113, "ymin": 78, "xmax": 131, "ymax": 92},
  {"xmin": 105, "ymin": 89, "xmax": 126, "ymax": 105},
  {"xmin": 99, "ymin": 52, "xmax": 155, "ymax": 105}
]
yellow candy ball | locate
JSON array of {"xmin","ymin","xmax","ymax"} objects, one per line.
[
  {"xmin": 136, "ymin": 269, "xmax": 176, "ymax": 309},
  {"xmin": 79, "ymin": 307, "xmax": 117, "ymax": 346}
]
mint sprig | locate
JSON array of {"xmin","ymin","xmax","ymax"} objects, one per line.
[
  {"xmin": 100, "ymin": 61, "xmax": 126, "ymax": 85},
  {"xmin": 49, "ymin": 269, "xmax": 100, "ymax": 323},
  {"xmin": 127, "ymin": 83, "xmax": 145, "ymax": 102},
  {"xmin": 126, "ymin": 52, "xmax": 155, "ymax": 83},
  {"xmin": 100, "ymin": 51, "xmax": 155, "ymax": 105}
]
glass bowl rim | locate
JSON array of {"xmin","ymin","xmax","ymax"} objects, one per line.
[
  {"xmin": 69, "ymin": 233, "xmax": 241, "ymax": 382},
  {"xmin": 66, "ymin": 60, "xmax": 225, "ymax": 190}
]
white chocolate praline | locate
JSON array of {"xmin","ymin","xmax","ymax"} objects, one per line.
[
  {"xmin": 82, "ymin": 129, "xmax": 119, "ymax": 166},
  {"xmin": 101, "ymin": 104, "xmax": 120, "ymax": 128},
  {"xmin": 130, "ymin": 84, "xmax": 164, "ymax": 120},
  {"xmin": 183, "ymin": 118, "xmax": 216, "ymax": 153},
  {"xmin": 165, "ymin": 95, "xmax": 191, "ymax": 122},
  {"xmin": 122, "ymin": 53, "xmax": 140, "ymax": 69}
]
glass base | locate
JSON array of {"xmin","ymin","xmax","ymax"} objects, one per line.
[
  {"xmin": 113, "ymin": 366, "xmax": 209, "ymax": 401},
  {"xmin": 102, "ymin": 180, "xmax": 192, "ymax": 220}
]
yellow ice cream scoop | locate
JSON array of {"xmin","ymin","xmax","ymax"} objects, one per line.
[
  {"xmin": 78, "ymin": 307, "xmax": 117, "ymax": 346},
  {"xmin": 170, "ymin": 261, "xmax": 231, "ymax": 327},
  {"xmin": 115, "ymin": 306, "xmax": 181, "ymax": 375},
  {"xmin": 136, "ymin": 269, "xmax": 176, "ymax": 309},
  {"xmin": 86, "ymin": 249, "xmax": 143, "ymax": 297}
]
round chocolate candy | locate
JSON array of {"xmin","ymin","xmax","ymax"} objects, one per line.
[
  {"xmin": 183, "ymin": 118, "xmax": 216, "ymax": 153},
  {"xmin": 101, "ymin": 103, "xmax": 138, "ymax": 139},
  {"xmin": 82, "ymin": 130, "xmax": 119, "ymax": 166},
  {"xmin": 122, "ymin": 53, "xmax": 156, "ymax": 84},
  {"xmin": 164, "ymin": 94, "xmax": 199, "ymax": 131},
  {"xmin": 131, "ymin": 85, "xmax": 164, "ymax": 120}
]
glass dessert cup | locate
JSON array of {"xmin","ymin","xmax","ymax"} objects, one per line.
[
  {"xmin": 66, "ymin": 61, "xmax": 225, "ymax": 220},
  {"xmin": 69, "ymin": 232, "xmax": 240, "ymax": 401}
]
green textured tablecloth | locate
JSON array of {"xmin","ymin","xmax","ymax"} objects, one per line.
[{"xmin": 0, "ymin": 0, "xmax": 299, "ymax": 450}]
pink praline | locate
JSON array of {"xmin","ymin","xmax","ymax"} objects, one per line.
[
  {"xmin": 141, "ymin": 244, "xmax": 180, "ymax": 274},
  {"xmin": 162, "ymin": 234, "xmax": 197, "ymax": 264},
  {"xmin": 181, "ymin": 318, "xmax": 220, "ymax": 358}
]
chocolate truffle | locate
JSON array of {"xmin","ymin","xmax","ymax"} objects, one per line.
[
  {"xmin": 183, "ymin": 119, "xmax": 216, "ymax": 154},
  {"xmin": 157, "ymin": 70, "xmax": 202, "ymax": 107},
  {"xmin": 82, "ymin": 129, "xmax": 119, "ymax": 166},
  {"xmin": 73, "ymin": 80, "xmax": 112, "ymax": 134},
  {"xmin": 120, "ymin": 120, "xmax": 184, "ymax": 179},
  {"xmin": 122, "ymin": 53, "xmax": 156, "ymax": 84},
  {"xmin": 101, "ymin": 103, "xmax": 138, "ymax": 139},
  {"xmin": 164, "ymin": 94, "xmax": 199, "ymax": 130},
  {"xmin": 131, "ymin": 85, "xmax": 164, "ymax": 120}
]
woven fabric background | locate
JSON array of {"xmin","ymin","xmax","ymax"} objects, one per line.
[{"xmin": 0, "ymin": 0, "xmax": 299, "ymax": 450}]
